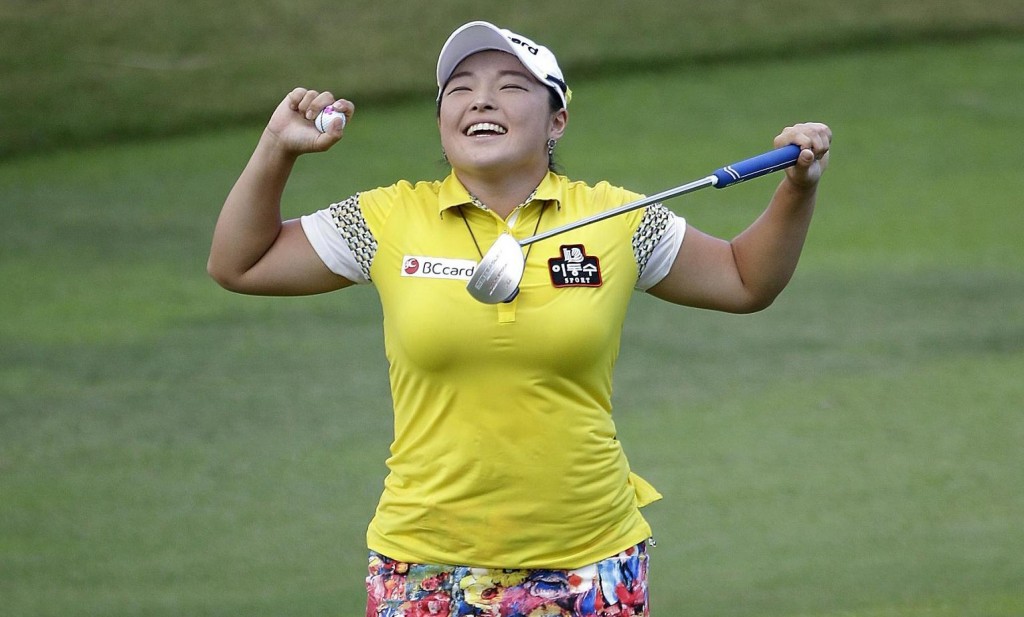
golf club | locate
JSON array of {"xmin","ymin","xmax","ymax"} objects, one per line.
[{"xmin": 466, "ymin": 143, "xmax": 802, "ymax": 304}]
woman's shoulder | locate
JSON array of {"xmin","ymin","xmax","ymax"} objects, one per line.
[
  {"xmin": 363, "ymin": 178, "xmax": 445, "ymax": 201},
  {"xmin": 557, "ymin": 175, "xmax": 644, "ymax": 205},
  {"xmin": 356, "ymin": 179, "xmax": 449, "ymax": 218}
]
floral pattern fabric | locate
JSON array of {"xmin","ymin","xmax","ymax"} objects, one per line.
[{"xmin": 365, "ymin": 543, "xmax": 649, "ymax": 617}]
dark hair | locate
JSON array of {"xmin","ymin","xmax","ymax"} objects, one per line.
[
  {"xmin": 544, "ymin": 87, "xmax": 564, "ymax": 174},
  {"xmin": 437, "ymin": 86, "xmax": 565, "ymax": 172}
]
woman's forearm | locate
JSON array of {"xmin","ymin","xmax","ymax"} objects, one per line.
[
  {"xmin": 730, "ymin": 176, "xmax": 817, "ymax": 309},
  {"xmin": 207, "ymin": 131, "xmax": 298, "ymax": 286}
]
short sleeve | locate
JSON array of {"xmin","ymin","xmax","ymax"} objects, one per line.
[
  {"xmin": 632, "ymin": 203, "xmax": 686, "ymax": 291},
  {"xmin": 300, "ymin": 193, "xmax": 377, "ymax": 284}
]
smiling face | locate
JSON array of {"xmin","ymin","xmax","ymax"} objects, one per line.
[{"xmin": 438, "ymin": 50, "xmax": 567, "ymax": 183}]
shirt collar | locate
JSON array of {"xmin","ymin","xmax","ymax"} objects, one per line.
[{"xmin": 438, "ymin": 171, "xmax": 564, "ymax": 216}]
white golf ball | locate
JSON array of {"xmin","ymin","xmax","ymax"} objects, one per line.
[{"xmin": 314, "ymin": 106, "xmax": 346, "ymax": 133}]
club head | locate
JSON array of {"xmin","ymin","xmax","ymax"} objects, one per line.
[{"xmin": 466, "ymin": 233, "xmax": 526, "ymax": 304}]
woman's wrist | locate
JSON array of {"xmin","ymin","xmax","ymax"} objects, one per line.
[
  {"xmin": 257, "ymin": 127, "xmax": 303, "ymax": 164},
  {"xmin": 781, "ymin": 172, "xmax": 819, "ymax": 196}
]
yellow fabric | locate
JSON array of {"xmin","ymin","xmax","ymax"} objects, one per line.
[{"xmin": 359, "ymin": 171, "xmax": 663, "ymax": 569}]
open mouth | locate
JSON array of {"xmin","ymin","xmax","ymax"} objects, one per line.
[{"xmin": 465, "ymin": 122, "xmax": 507, "ymax": 137}]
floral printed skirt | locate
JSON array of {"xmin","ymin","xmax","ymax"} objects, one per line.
[{"xmin": 365, "ymin": 542, "xmax": 649, "ymax": 617}]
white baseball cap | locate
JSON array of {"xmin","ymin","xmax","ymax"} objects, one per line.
[{"xmin": 436, "ymin": 21, "xmax": 571, "ymax": 109}]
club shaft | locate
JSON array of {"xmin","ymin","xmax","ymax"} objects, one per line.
[{"xmin": 519, "ymin": 175, "xmax": 717, "ymax": 247}]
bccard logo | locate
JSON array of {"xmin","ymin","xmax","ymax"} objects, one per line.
[{"xmin": 401, "ymin": 256, "xmax": 476, "ymax": 281}]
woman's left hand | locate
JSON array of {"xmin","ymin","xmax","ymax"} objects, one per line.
[{"xmin": 775, "ymin": 122, "xmax": 832, "ymax": 188}]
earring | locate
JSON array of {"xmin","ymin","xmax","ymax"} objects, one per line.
[
  {"xmin": 442, "ymin": 148, "xmax": 449, "ymax": 164},
  {"xmin": 547, "ymin": 139, "xmax": 557, "ymax": 157}
]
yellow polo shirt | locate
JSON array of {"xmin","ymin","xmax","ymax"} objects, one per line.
[{"xmin": 302, "ymin": 171, "xmax": 679, "ymax": 568}]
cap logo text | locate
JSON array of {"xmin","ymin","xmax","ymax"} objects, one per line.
[{"xmin": 508, "ymin": 36, "xmax": 539, "ymax": 56}]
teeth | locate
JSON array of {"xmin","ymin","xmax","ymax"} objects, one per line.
[{"xmin": 466, "ymin": 122, "xmax": 507, "ymax": 136}]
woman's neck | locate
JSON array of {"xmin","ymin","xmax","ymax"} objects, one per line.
[{"xmin": 455, "ymin": 168, "xmax": 548, "ymax": 219}]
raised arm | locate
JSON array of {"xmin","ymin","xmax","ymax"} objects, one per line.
[
  {"xmin": 208, "ymin": 88, "xmax": 356, "ymax": 296},
  {"xmin": 647, "ymin": 122, "xmax": 832, "ymax": 312}
]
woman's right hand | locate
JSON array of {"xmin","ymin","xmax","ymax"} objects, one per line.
[
  {"xmin": 264, "ymin": 87, "xmax": 354, "ymax": 155},
  {"xmin": 209, "ymin": 87, "xmax": 357, "ymax": 295}
]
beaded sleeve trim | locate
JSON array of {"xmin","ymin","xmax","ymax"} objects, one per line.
[
  {"xmin": 632, "ymin": 202, "xmax": 674, "ymax": 279},
  {"xmin": 327, "ymin": 194, "xmax": 377, "ymax": 282}
]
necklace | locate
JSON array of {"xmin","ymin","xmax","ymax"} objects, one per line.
[
  {"xmin": 458, "ymin": 196, "xmax": 546, "ymax": 261},
  {"xmin": 466, "ymin": 187, "xmax": 538, "ymax": 215}
]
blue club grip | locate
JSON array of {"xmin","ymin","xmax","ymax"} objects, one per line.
[{"xmin": 712, "ymin": 144, "xmax": 801, "ymax": 188}]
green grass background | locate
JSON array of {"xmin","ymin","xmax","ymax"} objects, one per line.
[
  {"xmin": 2, "ymin": 2, "xmax": 1023, "ymax": 616},
  {"xmin": 2, "ymin": 0, "xmax": 1022, "ymax": 159}
]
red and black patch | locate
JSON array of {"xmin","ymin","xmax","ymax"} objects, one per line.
[{"xmin": 548, "ymin": 244, "xmax": 602, "ymax": 288}]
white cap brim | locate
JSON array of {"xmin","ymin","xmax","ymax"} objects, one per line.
[{"xmin": 436, "ymin": 21, "xmax": 568, "ymax": 108}]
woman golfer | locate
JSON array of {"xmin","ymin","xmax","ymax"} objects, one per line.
[{"xmin": 209, "ymin": 20, "xmax": 831, "ymax": 617}]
